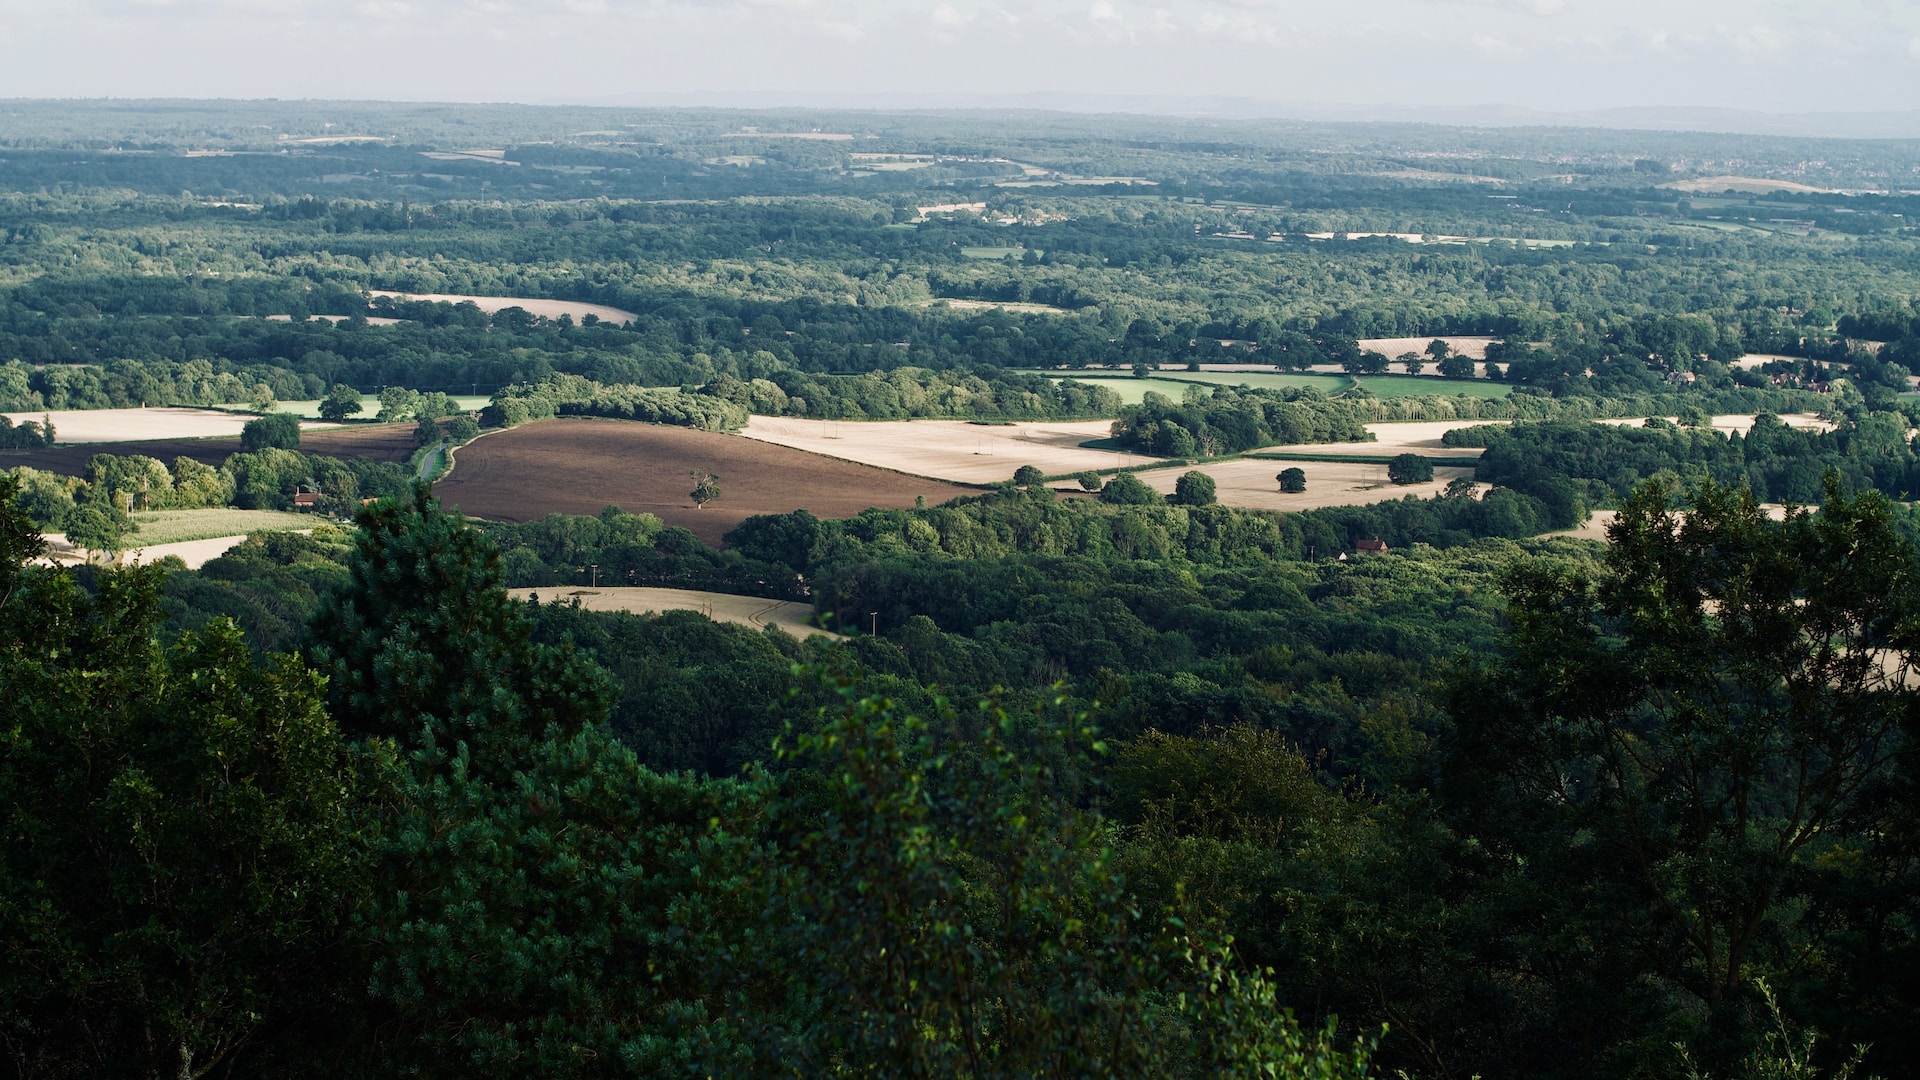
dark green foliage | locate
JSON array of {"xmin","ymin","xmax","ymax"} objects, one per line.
[
  {"xmin": 1172, "ymin": 469, "xmax": 1218, "ymax": 505},
  {"xmin": 1386, "ymin": 454, "xmax": 1433, "ymax": 484},
  {"xmin": 317, "ymin": 383, "xmax": 363, "ymax": 423},
  {"xmin": 1442, "ymin": 479, "xmax": 1920, "ymax": 1074},
  {"xmin": 759, "ymin": 681, "xmax": 1375, "ymax": 1078},
  {"xmin": 1076, "ymin": 470, "xmax": 1104, "ymax": 492},
  {"xmin": 1098, "ymin": 471, "xmax": 1162, "ymax": 505},
  {"xmin": 0, "ymin": 414, "xmax": 53, "ymax": 449},
  {"xmin": 305, "ymin": 485, "xmax": 611, "ymax": 752},
  {"xmin": 1013, "ymin": 464, "xmax": 1045, "ymax": 486},
  {"xmin": 1279, "ymin": 467, "xmax": 1307, "ymax": 492},
  {"xmin": 240, "ymin": 411, "xmax": 302, "ymax": 451},
  {"xmin": 0, "ymin": 534, "xmax": 360, "ymax": 1078},
  {"xmin": 1475, "ymin": 414, "xmax": 1920, "ymax": 507},
  {"xmin": 486, "ymin": 373, "xmax": 746, "ymax": 431},
  {"xmin": 1111, "ymin": 385, "xmax": 1372, "ymax": 457}
]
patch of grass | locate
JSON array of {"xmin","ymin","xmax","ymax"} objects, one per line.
[
  {"xmin": 1351, "ymin": 375, "xmax": 1511, "ymax": 399},
  {"xmin": 129, "ymin": 509, "xmax": 318, "ymax": 545},
  {"xmin": 961, "ymin": 246, "xmax": 1029, "ymax": 259},
  {"xmin": 1152, "ymin": 372, "xmax": 1352, "ymax": 395},
  {"xmin": 1050, "ymin": 377, "xmax": 1219, "ymax": 405}
]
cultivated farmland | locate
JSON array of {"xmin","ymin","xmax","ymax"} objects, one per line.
[
  {"xmin": 367, "ymin": 291, "xmax": 640, "ymax": 325},
  {"xmin": 434, "ymin": 418, "xmax": 974, "ymax": 544},
  {"xmin": 1136, "ymin": 458, "xmax": 1477, "ymax": 512},
  {"xmin": 2, "ymin": 407, "xmax": 334, "ymax": 444},
  {"xmin": 0, "ymin": 423, "xmax": 420, "ymax": 477},
  {"xmin": 507, "ymin": 586, "xmax": 840, "ymax": 640},
  {"xmin": 739, "ymin": 416, "xmax": 1156, "ymax": 483}
]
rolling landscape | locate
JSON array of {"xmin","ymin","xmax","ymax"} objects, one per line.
[{"xmin": 7, "ymin": 86, "xmax": 1920, "ymax": 1080}]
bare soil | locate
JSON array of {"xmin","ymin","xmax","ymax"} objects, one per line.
[{"xmin": 434, "ymin": 418, "xmax": 975, "ymax": 545}]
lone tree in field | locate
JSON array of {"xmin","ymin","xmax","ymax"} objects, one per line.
[
  {"xmin": 1278, "ymin": 467, "xmax": 1307, "ymax": 493},
  {"xmin": 1013, "ymin": 465, "xmax": 1045, "ymax": 488},
  {"xmin": 318, "ymin": 384, "xmax": 363, "ymax": 423},
  {"xmin": 240, "ymin": 412, "xmax": 301, "ymax": 452},
  {"xmin": 1387, "ymin": 454, "xmax": 1435, "ymax": 485},
  {"xmin": 1075, "ymin": 470, "xmax": 1104, "ymax": 493},
  {"xmin": 690, "ymin": 471, "xmax": 721, "ymax": 508},
  {"xmin": 1171, "ymin": 470, "xmax": 1217, "ymax": 507},
  {"xmin": 1398, "ymin": 351, "xmax": 1427, "ymax": 375}
]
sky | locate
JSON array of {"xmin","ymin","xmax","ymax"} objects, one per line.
[{"xmin": 1, "ymin": 0, "xmax": 1918, "ymax": 117}]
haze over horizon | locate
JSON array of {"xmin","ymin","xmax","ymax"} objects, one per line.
[{"xmin": 3, "ymin": 1, "xmax": 1918, "ymax": 135}]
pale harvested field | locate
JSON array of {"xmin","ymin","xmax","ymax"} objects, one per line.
[
  {"xmin": 1596, "ymin": 413, "xmax": 1834, "ymax": 435},
  {"xmin": 1550, "ymin": 504, "xmax": 1794, "ymax": 543},
  {"xmin": 43, "ymin": 532, "xmax": 303, "ymax": 570},
  {"xmin": 1261, "ymin": 419, "xmax": 1509, "ymax": 458},
  {"xmin": 507, "ymin": 586, "xmax": 841, "ymax": 640},
  {"xmin": 739, "ymin": 417, "xmax": 1155, "ymax": 483},
  {"xmin": 1357, "ymin": 336, "xmax": 1495, "ymax": 360},
  {"xmin": 923, "ymin": 298, "xmax": 1070, "ymax": 315},
  {"xmin": 261, "ymin": 313, "xmax": 403, "ymax": 326},
  {"xmin": 1663, "ymin": 176, "xmax": 1833, "ymax": 195},
  {"xmin": 3, "ymin": 407, "xmax": 335, "ymax": 444},
  {"xmin": 1136, "ymin": 458, "xmax": 1475, "ymax": 512},
  {"xmin": 367, "ymin": 291, "xmax": 638, "ymax": 324}
]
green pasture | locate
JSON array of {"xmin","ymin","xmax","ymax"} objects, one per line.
[
  {"xmin": 1350, "ymin": 375, "xmax": 1511, "ymax": 399},
  {"xmin": 1053, "ymin": 377, "xmax": 1222, "ymax": 405},
  {"xmin": 1151, "ymin": 372, "xmax": 1352, "ymax": 395},
  {"xmin": 960, "ymin": 246, "xmax": 1032, "ymax": 260},
  {"xmin": 130, "ymin": 509, "xmax": 319, "ymax": 545}
]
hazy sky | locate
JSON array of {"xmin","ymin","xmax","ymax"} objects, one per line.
[{"xmin": 1, "ymin": 0, "xmax": 1917, "ymax": 115}]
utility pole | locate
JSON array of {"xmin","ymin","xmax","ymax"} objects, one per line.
[
  {"xmin": 869, "ymin": 611, "xmax": 879, "ymax": 636},
  {"xmin": 589, "ymin": 563, "xmax": 599, "ymax": 588}
]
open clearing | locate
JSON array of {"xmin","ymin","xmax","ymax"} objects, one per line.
[
  {"xmin": 740, "ymin": 416, "xmax": 1155, "ymax": 484},
  {"xmin": 434, "ymin": 419, "xmax": 974, "ymax": 545},
  {"xmin": 130, "ymin": 509, "xmax": 317, "ymax": 545},
  {"xmin": 1663, "ymin": 176, "xmax": 1834, "ymax": 195},
  {"xmin": 1139, "ymin": 458, "xmax": 1475, "ymax": 512},
  {"xmin": 1352, "ymin": 375, "xmax": 1510, "ymax": 398},
  {"xmin": 1052, "ymin": 376, "xmax": 1320, "ymax": 405},
  {"xmin": 1357, "ymin": 336, "xmax": 1495, "ymax": 360},
  {"xmin": 3, "ymin": 407, "xmax": 336, "ymax": 444},
  {"xmin": 260, "ymin": 314, "xmax": 404, "ymax": 326},
  {"xmin": 507, "ymin": 586, "xmax": 840, "ymax": 640},
  {"xmin": 367, "ymin": 291, "xmax": 639, "ymax": 325},
  {"xmin": 1260, "ymin": 419, "xmax": 1508, "ymax": 458},
  {"xmin": 922, "ymin": 298, "xmax": 1071, "ymax": 315},
  {"xmin": 1122, "ymin": 372, "xmax": 1354, "ymax": 395},
  {"xmin": 43, "ymin": 530, "xmax": 307, "ymax": 570},
  {"xmin": 1550, "ymin": 504, "xmax": 1794, "ymax": 544},
  {"xmin": 1597, "ymin": 413, "xmax": 1834, "ymax": 435}
]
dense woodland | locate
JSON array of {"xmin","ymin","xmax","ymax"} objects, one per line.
[{"xmin": 6, "ymin": 102, "xmax": 1920, "ymax": 1079}]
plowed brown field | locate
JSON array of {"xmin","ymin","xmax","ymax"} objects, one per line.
[{"xmin": 433, "ymin": 419, "xmax": 976, "ymax": 545}]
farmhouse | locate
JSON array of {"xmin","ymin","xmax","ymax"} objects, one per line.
[{"xmin": 1355, "ymin": 538, "xmax": 1389, "ymax": 555}]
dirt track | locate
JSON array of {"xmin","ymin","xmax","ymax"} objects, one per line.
[{"xmin": 434, "ymin": 418, "xmax": 975, "ymax": 545}]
